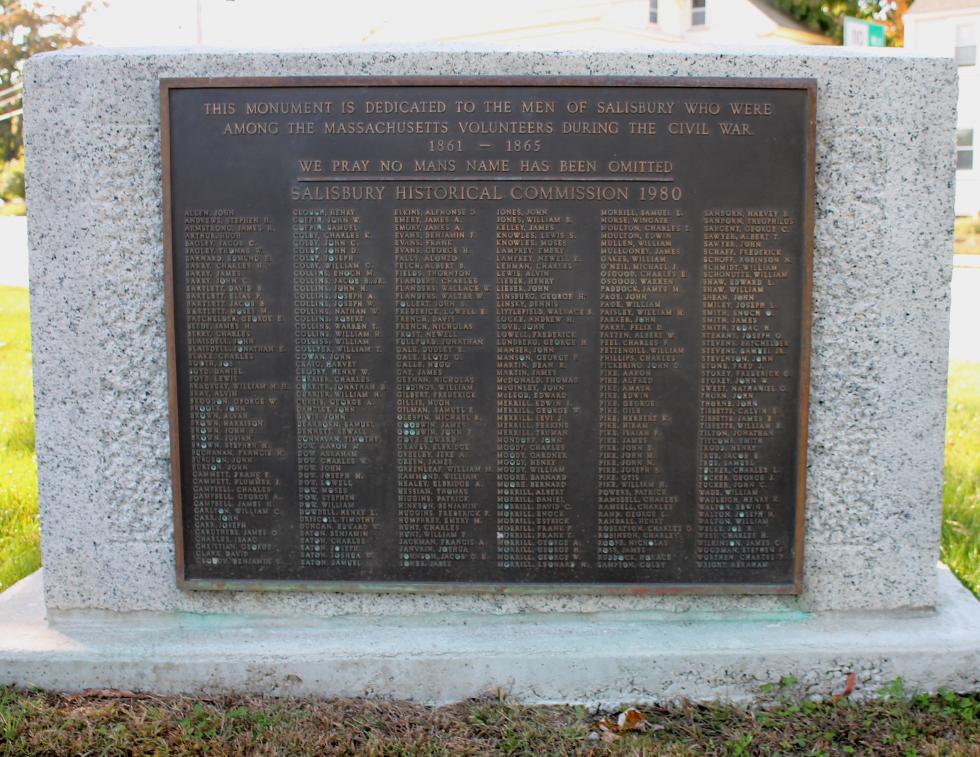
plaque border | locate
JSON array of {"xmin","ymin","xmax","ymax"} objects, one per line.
[{"xmin": 162, "ymin": 76, "xmax": 815, "ymax": 596}]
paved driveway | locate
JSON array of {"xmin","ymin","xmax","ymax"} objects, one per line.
[
  {"xmin": 0, "ymin": 217, "xmax": 26, "ymax": 288},
  {"xmin": 950, "ymin": 257, "xmax": 980, "ymax": 363}
]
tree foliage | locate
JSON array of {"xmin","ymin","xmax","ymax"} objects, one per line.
[
  {"xmin": 772, "ymin": 0, "xmax": 913, "ymax": 45},
  {"xmin": 0, "ymin": 1, "xmax": 89, "ymax": 209},
  {"xmin": 0, "ymin": 1, "xmax": 89, "ymax": 161},
  {"xmin": 0, "ymin": 1, "xmax": 88, "ymax": 87}
]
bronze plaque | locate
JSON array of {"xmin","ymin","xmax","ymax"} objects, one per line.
[{"xmin": 162, "ymin": 77, "xmax": 814, "ymax": 593}]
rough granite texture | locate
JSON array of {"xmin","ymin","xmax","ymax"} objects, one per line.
[{"xmin": 23, "ymin": 47, "xmax": 956, "ymax": 616}]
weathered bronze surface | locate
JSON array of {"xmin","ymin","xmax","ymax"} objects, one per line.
[{"xmin": 162, "ymin": 77, "xmax": 814, "ymax": 593}]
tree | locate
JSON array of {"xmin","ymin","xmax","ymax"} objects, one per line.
[
  {"xmin": 890, "ymin": 0, "xmax": 911, "ymax": 45},
  {"xmin": 0, "ymin": 0, "xmax": 91, "ymax": 163},
  {"xmin": 772, "ymin": 0, "xmax": 914, "ymax": 46}
]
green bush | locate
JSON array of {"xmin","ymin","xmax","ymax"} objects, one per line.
[
  {"xmin": 0, "ymin": 154, "xmax": 24, "ymax": 215},
  {"xmin": 0, "ymin": 153, "xmax": 23, "ymax": 200},
  {"xmin": 954, "ymin": 216, "xmax": 980, "ymax": 254},
  {"xmin": 0, "ymin": 197, "xmax": 25, "ymax": 216}
]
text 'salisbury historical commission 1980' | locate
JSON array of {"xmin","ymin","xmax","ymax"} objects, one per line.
[{"xmin": 162, "ymin": 78, "xmax": 814, "ymax": 594}]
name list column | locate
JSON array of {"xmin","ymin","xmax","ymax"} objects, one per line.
[
  {"xmin": 495, "ymin": 206, "xmax": 589, "ymax": 573},
  {"xmin": 697, "ymin": 208, "xmax": 796, "ymax": 573},
  {"xmin": 598, "ymin": 207, "xmax": 689, "ymax": 572},
  {"xmin": 293, "ymin": 206, "xmax": 386, "ymax": 572},
  {"xmin": 183, "ymin": 209, "xmax": 287, "ymax": 572},
  {"xmin": 394, "ymin": 206, "xmax": 494, "ymax": 573}
]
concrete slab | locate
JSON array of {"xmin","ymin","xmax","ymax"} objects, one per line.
[{"xmin": 2, "ymin": 566, "xmax": 978, "ymax": 705}]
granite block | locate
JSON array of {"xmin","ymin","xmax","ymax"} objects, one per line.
[{"xmin": 24, "ymin": 47, "xmax": 956, "ymax": 615}]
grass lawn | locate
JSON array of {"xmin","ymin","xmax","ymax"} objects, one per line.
[
  {"xmin": 943, "ymin": 361, "xmax": 980, "ymax": 597},
  {"xmin": 0, "ymin": 687, "xmax": 979, "ymax": 755},
  {"xmin": 0, "ymin": 286, "xmax": 37, "ymax": 593}
]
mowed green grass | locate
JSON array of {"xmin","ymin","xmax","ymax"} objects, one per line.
[
  {"xmin": 0, "ymin": 287, "xmax": 977, "ymax": 599},
  {"xmin": 1, "ymin": 687, "xmax": 980, "ymax": 755},
  {"xmin": 943, "ymin": 361, "xmax": 980, "ymax": 597},
  {"xmin": 0, "ymin": 286, "xmax": 38, "ymax": 593}
]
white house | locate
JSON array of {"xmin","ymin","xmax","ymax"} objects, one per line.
[
  {"xmin": 645, "ymin": 0, "xmax": 832, "ymax": 46},
  {"xmin": 905, "ymin": 0, "xmax": 980, "ymax": 215},
  {"xmin": 426, "ymin": 0, "xmax": 833, "ymax": 48},
  {"xmin": 71, "ymin": 0, "xmax": 833, "ymax": 50}
]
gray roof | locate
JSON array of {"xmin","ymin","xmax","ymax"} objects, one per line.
[{"xmin": 906, "ymin": 0, "xmax": 980, "ymax": 16}]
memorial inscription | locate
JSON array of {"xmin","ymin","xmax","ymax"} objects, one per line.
[{"xmin": 163, "ymin": 77, "xmax": 814, "ymax": 592}]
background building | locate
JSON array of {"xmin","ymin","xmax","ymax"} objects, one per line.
[
  {"xmin": 438, "ymin": 0, "xmax": 833, "ymax": 47},
  {"xmin": 65, "ymin": 0, "xmax": 831, "ymax": 50},
  {"xmin": 645, "ymin": 0, "xmax": 831, "ymax": 47},
  {"xmin": 906, "ymin": 0, "xmax": 980, "ymax": 216}
]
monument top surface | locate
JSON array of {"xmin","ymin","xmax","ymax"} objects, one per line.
[{"xmin": 34, "ymin": 43, "xmax": 946, "ymax": 57}]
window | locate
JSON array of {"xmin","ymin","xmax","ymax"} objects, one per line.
[
  {"xmin": 692, "ymin": 0, "xmax": 706, "ymax": 26},
  {"xmin": 649, "ymin": 0, "xmax": 658, "ymax": 24},
  {"xmin": 958, "ymin": 128, "xmax": 974, "ymax": 170},
  {"xmin": 956, "ymin": 24, "xmax": 976, "ymax": 67}
]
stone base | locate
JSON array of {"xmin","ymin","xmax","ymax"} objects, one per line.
[{"xmin": 2, "ymin": 567, "xmax": 979, "ymax": 706}]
